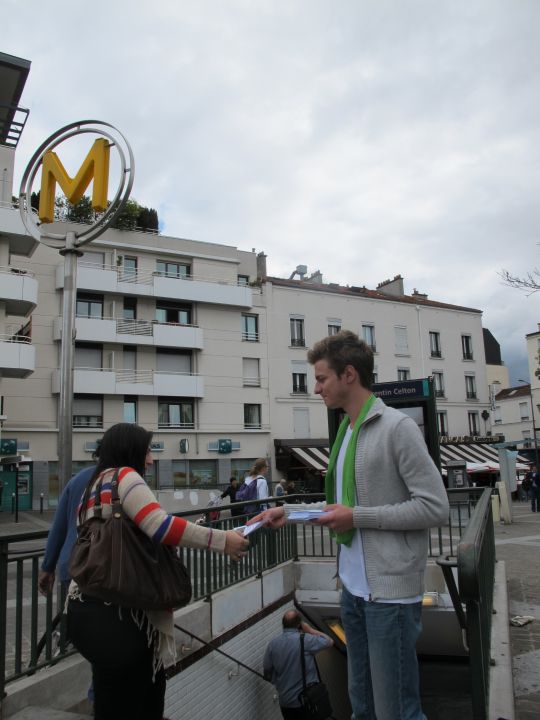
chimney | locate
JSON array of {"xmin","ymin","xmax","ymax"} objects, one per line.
[
  {"xmin": 411, "ymin": 288, "xmax": 428, "ymax": 300},
  {"xmin": 376, "ymin": 275, "xmax": 404, "ymax": 297},
  {"xmin": 256, "ymin": 252, "xmax": 267, "ymax": 280}
]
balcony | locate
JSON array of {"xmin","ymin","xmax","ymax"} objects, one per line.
[
  {"xmin": 0, "ymin": 266, "xmax": 38, "ymax": 316},
  {"xmin": 53, "ymin": 316, "xmax": 204, "ymax": 350},
  {"xmin": 52, "ymin": 368, "xmax": 204, "ymax": 397},
  {"xmin": 0, "ymin": 333, "xmax": 35, "ymax": 378},
  {"xmin": 56, "ymin": 263, "xmax": 253, "ymax": 309},
  {"xmin": 0, "ymin": 203, "xmax": 39, "ymax": 257}
]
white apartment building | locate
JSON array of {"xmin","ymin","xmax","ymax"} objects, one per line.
[
  {"xmin": 490, "ymin": 326, "xmax": 539, "ymax": 464},
  {"xmin": 264, "ymin": 274, "xmax": 490, "ymax": 443}
]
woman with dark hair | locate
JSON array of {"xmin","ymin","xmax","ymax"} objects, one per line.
[{"xmin": 66, "ymin": 423, "xmax": 249, "ymax": 720}]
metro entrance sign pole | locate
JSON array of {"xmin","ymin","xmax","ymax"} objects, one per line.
[{"xmin": 19, "ymin": 121, "xmax": 134, "ymax": 492}]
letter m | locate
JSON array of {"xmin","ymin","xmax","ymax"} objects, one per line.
[{"xmin": 39, "ymin": 138, "xmax": 110, "ymax": 223}]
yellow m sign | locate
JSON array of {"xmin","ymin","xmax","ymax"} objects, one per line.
[{"xmin": 39, "ymin": 138, "xmax": 110, "ymax": 223}]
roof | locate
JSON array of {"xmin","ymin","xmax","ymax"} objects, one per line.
[
  {"xmin": 266, "ymin": 276, "xmax": 483, "ymax": 314},
  {"xmin": 495, "ymin": 385, "xmax": 530, "ymax": 401},
  {"xmin": 0, "ymin": 52, "xmax": 31, "ymax": 147}
]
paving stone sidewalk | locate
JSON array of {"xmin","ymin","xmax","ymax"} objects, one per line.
[{"xmin": 494, "ymin": 502, "xmax": 540, "ymax": 720}]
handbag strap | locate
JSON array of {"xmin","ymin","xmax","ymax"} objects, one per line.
[
  {"xmin": 109, "ymin": 468, "xmax": 122, "ymax": 512},
  {"xmin": 300, "ymin": 632, "xmax": 307, "ymax": 691}
]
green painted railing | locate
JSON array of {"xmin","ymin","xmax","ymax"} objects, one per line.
[{"xmin": 437, "ymin": 487, "xmax": 496, "ymax": 720}]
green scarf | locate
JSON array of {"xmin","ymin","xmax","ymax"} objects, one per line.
[{"xmin": 324, "ymin": 394, "xmax": 376, "ymax": 546}]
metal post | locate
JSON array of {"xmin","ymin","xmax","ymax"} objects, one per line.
[
  {"xmin": 530, "ymin": 392, "xmax": 540, "ymax": 470},
  {"xmin": 57, "ymin": 233, "xmax": 82, "ymax": 492}
]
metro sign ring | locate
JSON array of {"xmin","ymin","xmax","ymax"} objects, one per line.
[{"xmin": 19, "ymin": 120, "xmax": 135, "ymax": 249}]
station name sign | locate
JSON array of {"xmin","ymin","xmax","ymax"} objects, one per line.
[
  {"xmin": 440, "ymin": 435, "xmax": 504, "ymax": 445},
  {"xmin": 373, "ymin": 379, "xmax": 430, "ymax": 401}
]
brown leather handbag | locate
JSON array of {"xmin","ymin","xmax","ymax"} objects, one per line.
[{"xmin": 69, "ymin": 468, "xmax": 192, "ymax": 610}]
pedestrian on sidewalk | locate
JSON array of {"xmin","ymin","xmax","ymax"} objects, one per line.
[{"xmin": 530, "ymin": 465, "xmax": 540, "ymax": 512}]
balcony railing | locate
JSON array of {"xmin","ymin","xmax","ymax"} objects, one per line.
[
  {"xmin": 466, "ymin": 391, "xmax": 477, "ymax": 400},
  {"xmin": 290, "ymin": 338, "xmax": 306, "ymax": 347},
  {"xmin": 430, "ymin": 349, "xmax": 442, "ymax": 358}
]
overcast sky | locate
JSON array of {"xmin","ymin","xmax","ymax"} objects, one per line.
[{"xmin": 5, "ymin": 0, "xmax": 539, "ymax": 383}]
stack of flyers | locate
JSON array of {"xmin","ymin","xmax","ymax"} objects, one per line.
[{"xmin": 287, "ymin": 508, "xmax": 327, "ymax": 523}]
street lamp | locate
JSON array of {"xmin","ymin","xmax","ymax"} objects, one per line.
[{"xmin": 518, "ymin": 380, "xmax": 540, "ymax": 469}]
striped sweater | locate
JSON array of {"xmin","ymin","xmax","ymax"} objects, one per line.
[{"xmin": 78, "ymin": 466, "xmax": 227, "ymax": 553}]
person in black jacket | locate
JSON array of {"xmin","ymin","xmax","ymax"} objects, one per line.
[
  {"xmin": 530, "ymin": 466, "xmax": 540, "ymax": 512},
  {"xmin": 221, "ymin": 477, "xmax": 243, "ymax": 517}
]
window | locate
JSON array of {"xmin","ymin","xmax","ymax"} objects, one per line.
[
  {"xmin": 494, "ymin": 406, "xmax": 502, "ymax": 424},
  {"xmin": 465, "ymin": 374, "xmax": 477, "ymax": 400},
  {"xmin": 244, "ymin": 404, "xmax": 262, "ymax": 429},
  {"xmin": 73, "ymin": 395, "xmax": 103, "ymax": 428},
  {"xmin": 122, "ymin": 256, "xmax": 137, "ymax": 280},
  {"xmin": 123, "ymin": 347, "xmax": 137, "ymax": 371},
  {"xmin": 156, "ymin": 349, "xmax": 191, "ymax": 373},
  {"xmin": 292, "ymin": 372, "xmax": 308, "ymax": 393},
  {"xmin": 519, "ymin": 402, "xmax": 530, "ymax": 421},
  {"xmin": 429, "ymin": 331, "xmax": 441, "ymax": 358},
  {"xmin": 170, "ymin": 460, "xmax": 188, "ymax": 488},
  {"xmin": 328, "ymin": 320, "xmax": 341, "ymax": 336},
  {"xmin": 76, "ymin": 293, "xmax": 103, "ymax": 319},
  {"xmin": 158, "ymin": 398, "xmax": 194, "ymax": 428},
  {"xmin": 237, "ymin": 274, "xmax": 249, "ymax": 286},
  {"xmin": 394, "ymin": 326, "xmax": 409, "ymax": 354},
  {"xmin": 156, "ymin": 260, "xmax": 191, "ymax": 278},
  {"xmin": 362, "ymin": 324, "xmax": 376, "ymax": 351},
  {"xmin": 433, "ymin": 371, "xmax": 445, "ymax": 398},
  {"xmin": 437, "ymin": 411, "xmax": 448, "ymax": 436},
  {"xmin": 290, "ymin": 317, "xmax": 305, "ymax": 347},
  {"xmin": 373, "ymin": 370, "xmax": 378, "ymax": 384},
  {"xmin": 462, "ymin": 334, "xmax": 473, "ymax": 360},
  {"xmin": 155, "ymin": 301, "xmax": 192, "ymax": 325},
  {"xmin": 189, "ymin": 460, "xmax": 218, "ymax": 487},
  {"xmin": 242, "ymin": 358, "xmax": 260, "ymax": 387},
  {"xmin": 81, "ymin": 251, "xmax": 105, "ymax": 268},
  {"xmin": 123, "ymin": 297, "xmax": 137, "ymax": 320},
  {"xmin": 74, "ymin": 343, "xmax": 102, "ymax": 369},
  {"xmin": 123, "ymin": 397, "xmax": 137, "ymax": 423},
  {"xmin": 397, "ymin": 368, "xmax": 410, "ymax": 381},
  {"xmin": 468, "ymin": 411, "xmax": 480, "ymax": 435},
  {"xmin": 242, "ymin": 314, "xmax": 259, "ymax": 341}
]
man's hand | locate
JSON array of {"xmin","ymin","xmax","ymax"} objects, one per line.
[
  {"xmin": 314, "ymin": 504, "xmax": 354, "ymax": 533},
  {"xmin": 38, "ymin": 570, "xmax": 55, "ymax": 596},
  {"xmin": 247, "ymin": 506, "xmax": 286, "ymax": 529}
]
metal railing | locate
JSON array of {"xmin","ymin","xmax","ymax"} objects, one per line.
[
  {"xmin": 0, "ymin": 498, "xmax": 295, "ymax": 698},
  {"xmin": 1, "ymin": 489, "xmax": 494, "ymax": 710},
  {"xmin": 437, "ymin": 487, "xmax": 495, "ymax": 720}
]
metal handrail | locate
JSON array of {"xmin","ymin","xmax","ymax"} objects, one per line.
[
  {"xmin": 0, "ymin": 333, "xmax": 32, "ymax": 344},
  {"xmin": 436, "ymin": 487, "xmax": 495, "ymax": 720},
  {"xmin": 0, "ymin": 266, "xmax": 35, "ymax": 278},
  {"xmin": 77, "ymin": 260, "xmax": 245, "ymax": 289},
  {"xmin": 0, "ymin": 497, "xmax": 295, "ymax": 697}
]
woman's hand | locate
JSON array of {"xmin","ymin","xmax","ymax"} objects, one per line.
[
  {"xmin": 224, "ymin": 530, "xmax": 250, "ymax": 561},
  {"xmin": 247, "ymin": 506, "xmax": 286, "ymax": 529}
]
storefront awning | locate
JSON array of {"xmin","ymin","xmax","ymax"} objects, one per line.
[
  {"xmin": 440, "ymin": 443, "xmax": 530, "ymax": 472},
  {"xmin": 289, "ymin": 446, "xmax": 330, "ymax": 472}
]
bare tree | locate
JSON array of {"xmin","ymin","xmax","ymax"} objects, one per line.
[{"xmin": 499, "ymin": 268, "xmax": 539, "ymax": 294}]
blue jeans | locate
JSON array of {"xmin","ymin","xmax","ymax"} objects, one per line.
[{"xmin": 341, "ymin": 587, "xmax": 425, "ymax": 720}]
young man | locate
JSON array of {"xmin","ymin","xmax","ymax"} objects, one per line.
[
  {"xmin": 263, "ymin": 610, "xmax": 333, "ymax": 719},
  {"xmin": 253, "ymin": 330, "xmax": 449, "ymax": 720}
]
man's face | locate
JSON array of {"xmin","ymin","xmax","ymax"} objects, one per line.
[{"xmin": 313, "ymin": 359, "xmax": 348, "ymax": 409}]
